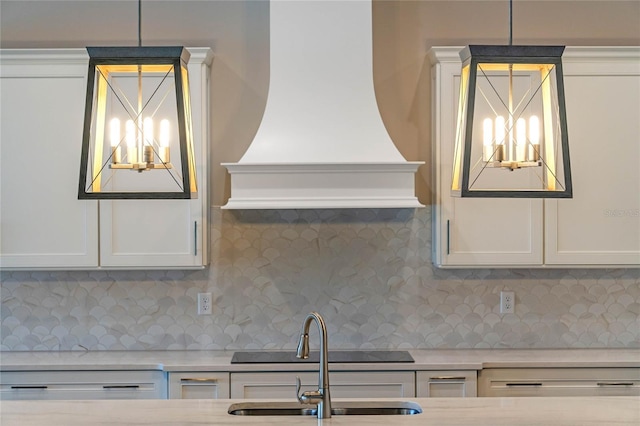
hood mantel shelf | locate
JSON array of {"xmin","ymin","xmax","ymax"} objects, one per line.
[
  {"xmin": 222, "ymin": 0, "xmax": 423, "ymax": 209},
  {"xmin": 223, "ymin": 162, "xmax": 423, "ymax": 209}
]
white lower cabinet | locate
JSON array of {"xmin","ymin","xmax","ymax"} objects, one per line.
[
  {"xmin": 230, "ymin": 371, "xmax": 415, "ymax": 399},
  {"xmin": 0, "ymin": 371, "xmax": 166, "ymax": 400},
  {"xmin": 416, "ymin": 370, "xmax": 477, "ymax": 397},
  {"xmin": 168, "ymin": 372, "xmax": 230, "ymax": 399},
  {"xmin": 478, "ymin": 368, "xmax": 640, "ymax": 397}
]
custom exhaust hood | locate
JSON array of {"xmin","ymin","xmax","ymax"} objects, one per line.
[{"xmin": 222, "ymin": 0, "xmax": 423, "ymax": 209}]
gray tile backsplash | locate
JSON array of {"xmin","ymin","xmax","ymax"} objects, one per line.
[{"xmin": 1, "ymin": 207, "xmax": 638, "ymax": 351}]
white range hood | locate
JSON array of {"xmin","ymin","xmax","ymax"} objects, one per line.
[{"xmin": 222, "ymin": 0, "xmax": 423, "ymax": 209}]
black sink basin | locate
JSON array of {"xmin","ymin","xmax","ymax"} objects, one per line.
[
  {"xmin": 228, "ymin": 401, "xmax": 423, "ymax": 416},
  {"xmin": 231, "ymin": 350, "xmax": 414, "ymax": 364}
]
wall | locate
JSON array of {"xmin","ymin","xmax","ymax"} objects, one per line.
[
  {"xmin": 2, "ymin": 208, "xmax": 639, "ymax": 351},
  {"xmin": 1, "ymin": 1, "xmax": 639, "ymax": 351}
]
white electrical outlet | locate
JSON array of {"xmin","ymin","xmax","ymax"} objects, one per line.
[
  {"xmin": 198, "ymin": 292, "xmax": 212, "ymax": 315},
  {"xmin": 500, "ymin": 291, "xmax": 515, "ymax": 314}
]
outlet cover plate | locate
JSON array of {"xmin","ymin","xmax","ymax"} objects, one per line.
[
  {"xmin": 500, "ymin": 291, "xmax": 515, "ymax": 314},
  {"xmin": 198, "ymin": 292, "xmax": 212, "ymax": 315}
]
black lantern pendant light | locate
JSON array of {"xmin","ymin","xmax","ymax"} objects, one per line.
[
  {"xmin": 79, "ymin": 0, "xmax": 197, "ymax": 199},
  {"xmin": 452, "ymin": 0, "xmax": 572, "ymax": 198}
]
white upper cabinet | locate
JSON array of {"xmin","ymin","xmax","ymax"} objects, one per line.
[
  {"xmin": 430, "ymin": 46, "xmax": 640, "ymax": 268},
  {"xmin": 0, "ymin": 51, "xmax": 99, "ymax": 269},
  {"xmin": 544, "ymin": 52, "xmax": 640, "ymax": 265},
  {"xmin": 0, "ymin": 48, "xmax": 212, "ymax": 270},
  {"xmin": 430, "ymin": 47, "xmax": 543, "ymax": 268}
]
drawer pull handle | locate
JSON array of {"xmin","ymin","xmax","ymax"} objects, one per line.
[
  {"xmin": 505, "ymin": 383, "xmax": 542, "ymax": 387},
  {"xmin": 11, "ymin": 386, "xmax": 48, "ymax": 390},
  {"xmin": 431, "ymin": 376, "xmax": 466, "ymax": 381},
  {"xmin": 180, "ymin": 378, "xmax": 219, "ymax": 383},
  {"xmin": 103, "ymin": 385, "xmax": 140, "ymax": 389},
  {"xmin": 597, "ymin": 382, "xmax": 634, "ymax": 387}
]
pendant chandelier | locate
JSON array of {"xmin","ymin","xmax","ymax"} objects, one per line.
[
  {"xmin": 78, "ymin": 0, "xmax": 196, "ymax": 199},
  {"xmin": 452, "ymin": 0, "xmax": 572, "ymax": 198}
]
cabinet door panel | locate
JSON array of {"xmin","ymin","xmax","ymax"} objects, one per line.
[
  {"xmin": 447, "ymin": 198, "xmax": 543, "ymax": 266},
  {"xmin": 99, "ymin": 199, "xmax": 199, "ymax": 267},
  {"xmin": 545, "ymin": 66, "xmax": 640, "ymax": 265},
  {"xmin": 98, "ymin": 51, "xmax": 208, "ymax": 269},
  {"xmin": 0, "ymin": 67, "xmax": 98, "ymax": 269},
  {"xmin": 431, "ymin": 58, "xmax": 542, "ymax": 267}
]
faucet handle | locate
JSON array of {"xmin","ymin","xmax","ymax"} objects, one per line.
[
  {"xmin": 296, "ymin": 376, "xmax": 322, "ymax": 404},
  {"xmin": 296, "ymin": 376, "xmax": 304, "ymax": 403}
]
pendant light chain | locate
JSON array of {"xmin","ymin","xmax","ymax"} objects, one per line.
[
  {"xmin": 508, "ymin": 0, "xmax": 513, "ymax": 46},
  {"xmin": 137, "ymin": 0, "xmax": 143, "ymax": 166},
  {"xmin": 138, "ymin": 0, "xmax": 142, "ymax": 47}
]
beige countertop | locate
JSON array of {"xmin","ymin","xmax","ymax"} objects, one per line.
[
  {"xmin": 1, "ymin": 348, "xmax": 639, "ymax": 372},
  {"xmin": 2, "ymin": 396, "xmax": 639, "ymax": 425}
]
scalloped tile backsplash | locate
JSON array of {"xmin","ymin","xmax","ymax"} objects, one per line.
[{"xmin": 1, "ymin": 207, "xmax": 638, "ymax": 351}]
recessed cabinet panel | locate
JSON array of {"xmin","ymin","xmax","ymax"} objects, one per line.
[
  {"xmin": 478, "ymin": 368, "xmax": 640, "ymax": 397},
  {"xmin": 545, "ymin": 72, "xmax": 640, "ymax": 265},
  {"xmin": 0, "ymin": 63, "xmax": 99, "ymax": 268},
  {"xmin": 0, "ymin": 371, "xmax": 166, "ymax": 400},
  {"xmin": 448, "ymin": 198, "xmax": 542, "ymax": 265},
  {"xmin": 417, "ymin": 371, "xmax": 477, "ymax": 397},
  {"xmin": 98, "ymin": 52, "xmax": 209, "ymax": 269},
  {"xmin": 168, "ymin": 372, "xmax": 230, "ymax": 399},
  {"xmin": 100, "ymin": 200, "xmax": 198, "ymax": 268},
  {"xmin": 230, "ymin": 371, "xmax": 415, "ymax": 399},
  {"xmin": 431, "ymin": 53, "xmax": 542, "ymax": 267}
]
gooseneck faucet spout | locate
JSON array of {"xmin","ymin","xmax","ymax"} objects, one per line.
[{"xmin": 295, "ymin": 311, "xmax": 331, "ymax": 419}]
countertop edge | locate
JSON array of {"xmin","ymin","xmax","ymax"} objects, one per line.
[
  {"xmin": 1, "ymin": 349, "xmax": 639, "ymax": 372},
  {"xmin": 2, "ymin": 396, "xmax": 639, "ymax": 426}
]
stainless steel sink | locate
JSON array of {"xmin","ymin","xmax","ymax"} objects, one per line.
[{"xmin": 228, "ymin": 401, "xmax": 423, "ymax": 416}]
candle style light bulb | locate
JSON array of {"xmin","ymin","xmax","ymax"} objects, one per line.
[
  {"xmin": 159, "ymin": 119, "xmax": 170, "ymax": 163},
  {"xmin": 516, "ymin": 118, "xmax": 526, "ymax": 162},
  {"xmin": 529, "ymin": 116, "xmax": 540, "ymax": 144},
  {"xmin": 482, "ymin": 118, "xmax": 493, "ymax": 162},
  {"xmin": 126, "ymin": 119, "xmax": 137, "ymax": 164},
  {"xmin": 529, "ymin": 115, "xmax": 540, "ymax": 161},
  {"xmin": 494, "ymin": 116, "xmax": 506, "ymax": 161},
  {"xmin": 109, "ymin": 118, "xmax": 121, "ymax": 164}
]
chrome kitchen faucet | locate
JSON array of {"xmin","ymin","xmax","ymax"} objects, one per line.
[{"xmin": 295, "ymin": 312, "xmax": 332, "ymax": 419}]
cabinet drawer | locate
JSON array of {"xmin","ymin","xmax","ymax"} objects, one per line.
[
  {"xmin": 417, "ymin": 370, "xmax": 477, "ymax": 397},
  {"xmin": 478, "ymin": 368, "xmax": 640, "ymax": 397},
  {"xmin": 230, "ymin": 371, "xmax": 415, "ymax": 399},
  {"xmin": 168, "ymin": 372, "xmax": 230, "ymax": 399},
  {"xmin": 0, "ymin": 371, "xmax": 166, "ymax": 400}
]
